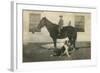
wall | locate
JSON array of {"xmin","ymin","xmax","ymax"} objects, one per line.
[{"xmin": 74, "ymin": 13, "xmax": 91, "ymax": 41}]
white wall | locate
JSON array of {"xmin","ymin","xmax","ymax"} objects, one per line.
[{"xmin": 75, "ymin": 13, "xmax": 91, "ymax": 41}]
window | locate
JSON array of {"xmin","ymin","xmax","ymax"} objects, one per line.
[
  {"xmin": 75, "ymin": 15, "xmax": 85, "ymax": 32},
  {"xmin": 29, "ymin": 13, "xmax": 41, "ymax": 33}
]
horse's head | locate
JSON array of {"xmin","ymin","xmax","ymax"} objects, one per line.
[{"xmin": 37, "ymin": 17, "xmax": 46, "ymax": 31}]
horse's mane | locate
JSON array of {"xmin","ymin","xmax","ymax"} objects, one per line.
[{"xmin": 43, "ymin": 17, "xmax": 58, "ymax": 27}]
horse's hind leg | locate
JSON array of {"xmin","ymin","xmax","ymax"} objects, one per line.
[
  {"xmin": 73, "ymin": 32, "xmax": 77, "ymax": 50},
  {"xmin": 69, "ymin": 37, "xmax": 75, "ymax": 51},
  {"xmin": 73, "ymin": 40, "xmax": 76, "ymax": 48},
  {"xmin": 72, "ymin": 40, "xmax": 76, "ymax": 51}
]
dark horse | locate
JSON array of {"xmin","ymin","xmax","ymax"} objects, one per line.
[{"xmin": 37, "ymin": 17, "xmax": 77, "ymax": 49}]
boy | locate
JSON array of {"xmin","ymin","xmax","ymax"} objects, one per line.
[{"xmin": 58, "ymin": 15, "xmax": 64, "ymax": 35}]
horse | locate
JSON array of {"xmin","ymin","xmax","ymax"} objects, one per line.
[{"xmin": 37, "ymin": 17, "xmax": 77, "ymax": 50}]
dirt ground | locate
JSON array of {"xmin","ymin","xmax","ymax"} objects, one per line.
[{"xmin": 23, "ymin": 42, "xmax": 91, "ymax": 62}]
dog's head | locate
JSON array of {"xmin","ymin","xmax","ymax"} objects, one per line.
[
  {"xmin": 64, "ymin": 40, "xmax": 74, "ymax": 51},
  {"xmin": 64, "ymin": 40, "xmax": 71, "ymax": 47}
]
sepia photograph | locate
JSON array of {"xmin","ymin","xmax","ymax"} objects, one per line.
[
  {"xmin": 11, "ymin": 2, "xmax": 97, "ymax": 71},
  {"xmin": 22, "ymin": 10, "xmax": 91, "ymax": 62}
]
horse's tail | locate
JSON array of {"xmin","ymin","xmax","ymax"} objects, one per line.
[{"xmin": 74, "ymin": 28, "xmax": 77, "ymax": 41}]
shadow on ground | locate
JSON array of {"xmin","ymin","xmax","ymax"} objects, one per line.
[{"xmin": 23, "ymin": 42, "xmax": 91, "ymax": 62}]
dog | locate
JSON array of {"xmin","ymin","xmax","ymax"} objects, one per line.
[
  {"xmin": 61, "ymin": 40, "xmax": 73, "ymax": 57},
  {"xmin": 53, "ymin": 40, "xmax": 73, "ymax": 57}
]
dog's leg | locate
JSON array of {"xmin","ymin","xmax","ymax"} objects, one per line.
[{"xmin": 64, "ymin": 45, "xmax": 71, "ymax": 57}]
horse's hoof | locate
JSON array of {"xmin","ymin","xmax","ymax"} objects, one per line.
[
  {"xmin": 50, "ymin": 54, "xmax": 53, "ymax": 57},
  {"xmin": 75, "ymin": 47, "xmax": 79, "ymax": 50},
  {"xmin": 68, "ymin": 55, "xmax": 71, "ymax": 58},
  {"xmin": 48, "ymin": 48, "xmax": 51, "ymax": 50},
  {"xmin": 69, "ymin": 53, "xmax": 71, "ymax": 55}
]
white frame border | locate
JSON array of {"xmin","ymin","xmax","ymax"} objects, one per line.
[{"xmin": 11, "ymin": 1, "xmax": 97, "ymax": 72}]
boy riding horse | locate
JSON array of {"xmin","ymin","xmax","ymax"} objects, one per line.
[{"xmin": 58, "ymin": 15, "xmax": 64, "ymax": 35}]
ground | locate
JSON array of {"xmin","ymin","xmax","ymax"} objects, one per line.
[{"xmin": 23, "ymin": 42, "xmax": 91, "ymax": 62}]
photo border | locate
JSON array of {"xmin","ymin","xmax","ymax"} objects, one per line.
[{"xmin": 11, "ymin": 1, "xmax": 97, "ymax": 71}]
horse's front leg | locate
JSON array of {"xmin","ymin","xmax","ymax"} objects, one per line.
[
  {"xmin": 53, "ymin": 38, "xmax": 57, "ymax": 49},
  {"xmin": 50, "ymin": 38, "xmax": 57, "ymax": 56}
]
